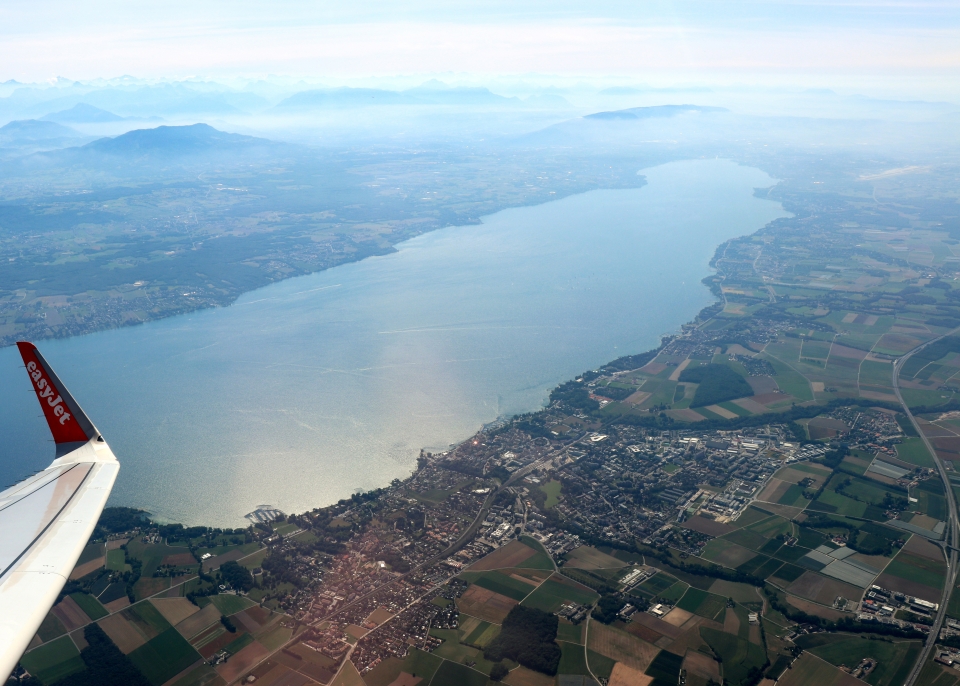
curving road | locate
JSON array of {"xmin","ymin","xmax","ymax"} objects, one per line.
[{"xmin": 894, "ymin": 333, "xmax": 960, "ymax": 686}]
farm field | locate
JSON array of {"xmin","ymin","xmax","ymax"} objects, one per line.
[
  {"xmin": 777, "ymin": 652, "xmax": 866, "ymax": 686},
  {"xmin": 676, "ymin": 588, "xmax": 727, "ymax": 621},
  {"xmin": 19, "ymin": 635, "xmax": 84, "ymax": 684},
  {"xmin": 794, "ymin": 633, "xmax": 922, "ymax": 686},
  {"xmin": 699, "ymin": 627, "xmax": 766, "ymax": 686},
  {"xmin": 520, "ymin": 575, "xmax": 598, "ymax": 613},
  {"xmin": 586, "ymin": 621, "xmax": 659, "ymax": 672}
]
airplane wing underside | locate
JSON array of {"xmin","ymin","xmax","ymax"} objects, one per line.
[{"xmin": 0, "ymin": 343, "xmax": 119, "ymax": 682}]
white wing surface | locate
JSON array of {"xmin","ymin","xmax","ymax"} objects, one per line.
[{"xmin": 0, "ymin": 342, "xmax": 119, "ymax": 682}]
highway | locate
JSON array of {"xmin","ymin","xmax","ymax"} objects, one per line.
[{"xmin": 894, "ymin": 334, "xmax": 959, "ymax": 686}]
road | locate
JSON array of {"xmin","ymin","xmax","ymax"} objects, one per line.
[{"xmin": 894, "ymin": 334, "xmax": 960, "ymax": 686}]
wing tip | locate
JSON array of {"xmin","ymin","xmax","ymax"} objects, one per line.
[{"xmin": 16, "ymin": 342, "xmax": 99, "ymax": 446}]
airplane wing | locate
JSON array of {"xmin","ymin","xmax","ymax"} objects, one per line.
[{"xmin": 0, "ymin": 342, "xmax": 119, "ymax": 682}]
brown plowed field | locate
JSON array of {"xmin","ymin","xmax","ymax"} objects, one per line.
[
  {"xmin": 903, "ymin": 535, "xmax": 945, "ymax": 561},
  {"xmin": 456, "ymin": 585, "xmax": 518, "ymax": 623},
  {"xmin": 662, "ymin": 608, "xmax": 693, "ymax": 627},
  {"xmin": 98, "ymin": 613, "xmax": 146, "ymax": 654},
  {"xmin": 467, "ymin": 540, "xmax": 535, "ymax": 571},
  {"xmin": 103, "ymin": 596, "xmax": 130, "ymax": 613},
  {"xmin": 609, "ymin": 663, "xmax": 653, "ymax": 686},
  {"xmin": 630, "ymin": 611, "xmax": 682, "ymax": 639},
  {"xmin": 683, "ymin": 650, "xmax": 721, "ymax": 682},
  {"xmin": 52, "ymin": 596, "xmax": 90, "ymax": 630},
  {"xmin": 757, "ymin": 479, "xmax": 789, "ymax": 503},
  {"xmin": 722, "ymin": 608, "xmax": 740, "ymax": 634},
  {"xmin": 777, "ymin": 653, "xmax": 862, "ymax": 686},
  {"xmin": 587, "ymin": 622, "xmax": 659, "ymax": 671},
  {"xmin": 753, "ymin": 502, "xmax": 805, "ymax": 519},
  {"xmin": 216, "ymin": 640, "xmax": 270, "ymax": 683},
  {"xmin": 626, "ymin": 620, "xmax": 663, "ymax": 644},
  {"xmin": 784, "ymin": 595, "xmax": 847, "ymax": 622},
  {"xmin": 747, "ymin": 376, "xmax": 779, "ymax": 394},
  {"xmin": 150, "ymin": 597, "xmax": 199, "ymax": 626},
  {"xmin": 366, "ymin": 607, "xmax": 394, "ymax": 626},
  {"xmin": 503, "ymin": 666, "xmax": 555, "ymax": 686},
  {"xmin": 787, "ymin": 572, "xmax": 861, "ymax": 606},
  {"xmin": 682, "ymin": 516, "xmax": 735, "ymax": 537},
  {"xmin": 662, "ymin": 617, "xmax": 714, "ymax": 657},
  {"xmin": 752, "ymin": 392, "xmax": 792, "ymax": 405},
  {"xmin": 874, "ymin": 573, "xmax": 943, "ymax": 604},
  {"xmin": 175, "ymin": 603, "xmax": 221, "ymax": 639},
  {"xmin": 202, "ymin": 548, "xmax": 245, "ymax": 572},
  {"xmin": 710, "ymin": 543, "xmax": 757, "ymax": 569},
  {"xmin": 106, "ymin": 538, "xmax": 129, "ymax": 550},
  {"xmin": 69, "ymin": 557, "xmax": 105, "ymax": 580},
  {"xmin": 162, "ymin": 553, "xmax": 198, "ymax": 566},
  {"xmin": 830, "ymin": 345, "xmax": 868, "ymax": 360}
]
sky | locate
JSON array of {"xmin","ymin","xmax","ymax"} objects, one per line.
[{"xmin": 1, "ymin": 1, "xmax": 958, "ymax": 95}]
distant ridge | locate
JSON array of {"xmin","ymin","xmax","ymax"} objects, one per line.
[
  {"xmin": 42, "ymin": 103, "xmax": 125, "ymax": 124},
  {"xmin": 275, "ymin": 85, "xmax": 513, "ymax": 110},
  {"xmin": 83, "ymin": 123, "xmax": 267, "ymax": 156},
  {"xmin": 584, "ymin": 104, "xmax": 728, "ymax": 120},
  {"xmin": 0, "ymin": 119, "xmax": 82, "ymax": 144}
]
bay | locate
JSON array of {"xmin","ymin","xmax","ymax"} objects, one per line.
[{"xmin": 0, "ymin": 159, "xmax": 787, "ymax": 526}]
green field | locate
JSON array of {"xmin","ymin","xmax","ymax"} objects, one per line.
[
  {"xmin": 517, "ymin": 537, "xmax": 556, "ymax": 570},
  {"xmin": 401, "ymin": 649, "xmax": 442, "ymax": 682},
  {"xmin": 794, "ymin": 633, "xmax": 922, "ymax": 686},
  {"xmin": 637, "ymin": 572, "xmax": 678, "ymax": 595},
  {"xmin": 731, "ymin": 507, "xmax": 772, "ymax": 529},
  {"xmin": 462, "ymin": 620, "xmax": 499, "ymax": 648},
  {"xmin": 838, "ymin": 475, "xmax": 900, "ymax": 505},
  {"xmin": 35, "ymin": 612, "xmax": 68, "ymax": 643},
  {"xmin": 813, "ymin": 482, "xmax": 868, "ymax": 517},
  {"xmin": 557, "ymin": 622, "xmax": 583, "ymax": 644},
  {"xmin": 20, "ymin": 635, "xmax": 84, "ymax": 685},
  {"xmin": 558, "ymin": 641, "xmax": 590, "ymax": 675},
  {"xmin": 472, "ymin": 571, "xmax": 537, "ymax": 602},
  {"xmin": 239, "ymin": 548, "xmax": 268, "ymax": 570},
  {"xmin": 883, "ymin": 551, "xmax": 947, "ymax": 589},
  {"xmin": 521, "ymin": 577, "xmax": 598, "ymax": 613},
  {"xmin": 69, "ymin": 592, "xmax": 109, "ymax": 620},
  {"xmin": 896, "ymin": 438, "xmax": 936, "ymax": 468},
  {"xmin": 586, "ymin": 649, "xmax": 616, "ymax": 680},
  {"xmin": 699, "ymin": 627, "xmax": 766, "ymax": 686},
  {"xmin": 223, "ymin": 632, "xmax": 254, "ymax": 655},
  {"xmin": 429, "ymin": 660, "xmax": 489, "ymax": 686},
  {"xmin": 128, "ymin": 628, "xmax": 202, "ymax": 686},
  {"xmin": 676, "ymin": 588, "xmax": 727, "ymax": 621},
  {"xmin": 428, "ymin": 630, "xmax": 513, "ymax": 679},
  {"xmin": 106, "ymin": 548, "xmax": 130, "ymax": 572},
  {"xmin": 412, "ymin": 488, "xmax": 452, "ymax": 503},
  {"xmin": 701, "ymin": 538, "xmax": 738, "ymax": 563},
  {"xmin": 747, "ymin": 515, "xmax": 793, "ymax": 538},
  {"xmin": 126, "ymin": 541, "xmax": 198, "ymax": 577},
  {"xmin": 725, "ymin": 528, "xmax": 770, "ymax": 552},
  {"xmin": 209, "ymin": 594, "xmax": 256, "ymax": 616},
  {"xmin": 539, "ymin": 480, "xmax": 562, "ymax": 508},
  {"xmin": 761, "ymin": 354, "xmax": 813, "ymax": 401},
  {"xmin": 659, "ymin": 581, "xmax": 690, "ymax": 603}
]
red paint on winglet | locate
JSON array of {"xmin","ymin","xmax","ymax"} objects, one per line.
[{"xmin": 17, "ymin": 341, "xmax": 89, "ymax": 444}]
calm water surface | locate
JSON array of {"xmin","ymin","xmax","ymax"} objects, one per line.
[{"xmin": 0, "ymin": 159, "xmax": 787, "ymax": 526}]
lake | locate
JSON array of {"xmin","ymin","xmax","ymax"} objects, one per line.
[{"xmin": 0, "ymin": 159, "xmax": 787, "ymax": 526}]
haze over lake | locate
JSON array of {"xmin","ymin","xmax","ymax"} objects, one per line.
[{"xmin": 0, "ymin": 159, "xmax": 786, "ymax": 526}]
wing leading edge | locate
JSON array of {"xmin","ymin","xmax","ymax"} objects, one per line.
[{"xmin": 0, "ymin": 343, "xmax": 119, "ymax": 682}]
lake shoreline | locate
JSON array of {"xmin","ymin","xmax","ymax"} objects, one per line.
[{"xmin": 0, "ymin": 159, "xmax": 786, "ymax": 526}]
